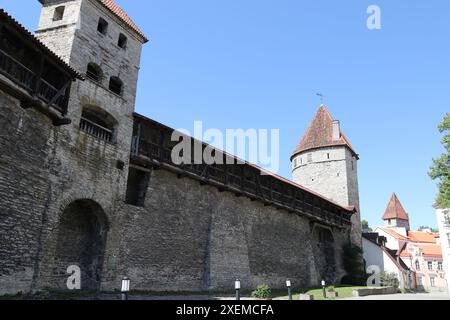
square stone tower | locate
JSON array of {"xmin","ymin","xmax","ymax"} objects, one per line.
[
  {"xmin": 32, "ymin": 0, "xmax": 148, "ymax": 290},
  {"xmin": 291, "ymin": 105, "xmax": 362, "ymax": 246},
  {"xmin": 35, "ymin": 0, "xmax": 148, "ymax": 140},
  {"xmin": 35, "ymin": 0, "xmax": 148, "ymax": 183}
]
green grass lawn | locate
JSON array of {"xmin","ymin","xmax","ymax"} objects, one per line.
[
  {"xmin": 273, "ymin": 286, "xmax": 367, "ymax": 300},
  {"xmin": 1, "ymin": 286, "xmax": 367, "ymax": 300}
]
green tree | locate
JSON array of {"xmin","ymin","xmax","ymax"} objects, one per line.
[
  {"xmin": 429, "ymin": 114, "xmax": 450, "ymax": 209},
  {"xmin": 361, "ymin": 220, "xmax": 373, "ymax": 232},
  {"xmin": 418, "ymin": 226, "xmax": 439, "ymax": 233}
]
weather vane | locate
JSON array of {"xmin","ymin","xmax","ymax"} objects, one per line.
[{"xmin": 316, "ymin": 93, "xmax": 324, "ymax": 105}]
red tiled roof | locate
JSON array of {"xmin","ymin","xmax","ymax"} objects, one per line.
[
  {"xmin": 382, "ymin": 193, "xmax": 409, "ymax": 221},
  {"xmin": 99, "ymin": 0, "xmax": 148, "ymax": 42},
  {"xmin": 408, "ymin": 231, "xmax": 438, "ymax": 244},
  {"xmin": 291, "ymin": 106, "xmax": 358, "ymax": 159},
  {"xmin": 400, "ymin": 244, "xmax": 442, "ymax": 258},
  {"xmin": 379, "ymin": 227, "xmax": 409, "ymax": 241}
]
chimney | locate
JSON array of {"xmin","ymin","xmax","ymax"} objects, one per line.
[{"xmin": 332, "ymin": 120, "xmax": 340, "ymax": 141}]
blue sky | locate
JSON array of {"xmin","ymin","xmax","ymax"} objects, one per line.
[{"xmin": 2, "ymin": 0, "xmax": 449, "ymax": 230}]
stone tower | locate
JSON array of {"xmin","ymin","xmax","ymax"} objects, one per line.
[
  {"xmin": 382, "ymin": 193, "xmax": 410, "ymax": 233},
  {"xmin": 291, "ymin": 105, "xmax": 361, "ymax": 245},
  {"xmin": 35, "ymin": 0, "xmax": 148, "ymax": 135},
  {"xmin": 33, "ymin": 0, "xmax": 148, "ymax": 291}
]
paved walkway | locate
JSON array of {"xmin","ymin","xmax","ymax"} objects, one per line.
[{"xmin": 345, "ymin": 293, "xmax": 450, "ymax": 300}]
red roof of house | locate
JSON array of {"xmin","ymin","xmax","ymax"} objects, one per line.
[
  {"xmin": 382, "ymin": 193, "xmax": 409, "ymax": 221},
  {"xmin": 400, "ymin": 244, "xmax": 442, "ymax": 258},
  {"xmin": 408, "ymin": 231, "xmax": 438, "ymax": 244},
  {"xmin": 291, "ymin": 106, "xmax": 358, "ymax": 159},
  {"xmin": 379, "ymin": 227, "xmax": 409, "ymax": 241},
  {"xmin": 99, "ymin": 0, "xmax": 148, "ymax": 42}
]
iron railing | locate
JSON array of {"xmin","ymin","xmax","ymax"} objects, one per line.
[{"xmin": 80, "ymin": 117, "xmax": 113, "ymax": 142}]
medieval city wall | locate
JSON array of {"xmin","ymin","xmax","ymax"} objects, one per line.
[
  {"xmin": 0, "ymin": 88, "xmax": 350, "ymax": 295},
  {"xmin": 0, "ymin": 90, "xmax": 57, "ymax": 295},
  {"xmin": 105, "ymin": 168, "xmax": 349, "ymax": 292}
]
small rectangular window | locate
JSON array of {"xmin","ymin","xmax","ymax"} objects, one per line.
[
  {"xmin": 53, "ymin": 6, "xmax": 65, "ymax": 21},
  {"xmin": 327, "ymin": 153, "xmax": 330, "ymax": 160},
  {"xmin": 118, "ymin": 33, "xmax": 128, "ymax": 49},
  {"xmin": 109, "ymin": 77, "xmax": 123, "ymax": 96},
  {"xmin": 428, "ymin": 261, "xmax": 433, "ymax": 270},
  {"xmin": 125, "ymin": 167, "xmax": 150, "ymax": 207},
  {"xmin": 97, "ymin": 17, "xmax": 108, "ymax": 35},
  {"xmin": 307, "ymin": 153, "xmax": 312, "ymax": 163}
]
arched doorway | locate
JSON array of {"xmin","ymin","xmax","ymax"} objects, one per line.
[
  {"xmin": 54, "ymin": 200, "xmax": 108, "ymax": 291},
  {"xmin": 313, "ymin": 226, "xmax": 336, "ymax": 284}
]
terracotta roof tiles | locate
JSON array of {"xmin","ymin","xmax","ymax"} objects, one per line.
[
  {"xmin": 408, "ymin": 231, "xmax": 438, "ymax": 244},
  {"xmin": 291, "ymin": 106, "xmax": 358, "ymax": 159},
  {"xmin": 382, "ymin": 193, "xmax": 409, "ymax": 221},
  {"xmin": 99, "ymin": 0, "xmax": 148, "ymax": 42},
  {"xmin": 400, "ymin": 244, "xmax": 442, "ymax": 258},
  {"xmin": 379, "ymin": 227, "xmax": 409, "ymax": 241}
]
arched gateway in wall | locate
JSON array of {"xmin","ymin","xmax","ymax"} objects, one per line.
[{"xmin": 54, "ymin": 200, "xmax": 108, "ymax": 291}]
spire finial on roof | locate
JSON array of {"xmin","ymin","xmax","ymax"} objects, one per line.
[{"xmin": 316, "ymin": 93, "xmax": 324, "ymax": 105}]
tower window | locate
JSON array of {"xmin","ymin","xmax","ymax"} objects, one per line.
[
  {"xmin": 79, "ymin": 106, "xmax": 117, "ymax": 143},
  {"xmin": 53, "ymin": 6, "xmax": 65, "ymax": 21},
  {"xmin": 327, "ymin": 153, "xmax": 330, "ymax": 160},
  {"xmin": 294, "ymin": 158, "xmax": 298, "ymax": 168},
  {"xmin": 307, "ymin": 153, "xmax": 312, "ymax": 163},
  {"xmin": 109, "ymin": 77, "xmax": 123, "ymax": 96},
  {"xmin": 86, "ymin": 63, "xmax": 103, "ymax": 83},
  {"xmin": 125, "ymin": 167, "xmax": 150, "ymax": 207},
  {"xmin": 97, "ymin": 18, "xmax": 108, "ymax": 35},
  {"xmin": 118, "ymin": 34, "xmax": 128, "ymax": 49}
]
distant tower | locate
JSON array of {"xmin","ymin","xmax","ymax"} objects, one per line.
[
  {"xmin": 291, "ymin": 106, "xmax": 361, "ymax": 245},
  {"xmin": 382, "ymin": 193, "xmax": 410, "ymax": 232}
]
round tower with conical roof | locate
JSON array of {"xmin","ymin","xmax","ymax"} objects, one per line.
[{"xmin": 291, "ymin": 105, "xmax": 361, "ymax": 245}]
